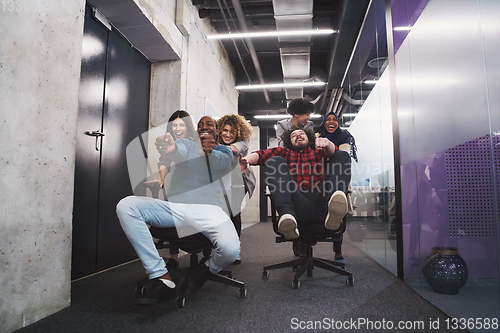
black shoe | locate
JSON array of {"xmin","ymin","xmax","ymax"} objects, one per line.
[
  {"xmin": 293, "ymin": 240, "xmax": 307, "ymax": 257},
  {"xmin": 166, "ymin": 258, "xmax": 179, "ymax": 271},
  {"xmin": 187, "ymin": 263, "xmax": 212, "ymax": 292},
  {"xmin": 136, "ymin": 279, "xmax": 177, "ymax": 305},
  {"xmin": 233, "ymin": 259, "xmax": 242, "ymax": 265}
]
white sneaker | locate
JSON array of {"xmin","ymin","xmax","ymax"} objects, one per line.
[
  {"xmin": 325, "ymin": 191, "xmax": 348, "ymax": 230},
  {"xmin": 278, "ymin": 214, "xmax": 300, "ymax": 240}
]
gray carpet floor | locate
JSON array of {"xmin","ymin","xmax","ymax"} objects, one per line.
[{"xmin": 16, "ymin": 222, "xmax": 468, "ymax": 333}]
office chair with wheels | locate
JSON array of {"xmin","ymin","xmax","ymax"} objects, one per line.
[
  {"xmin": 136, "ymin": 182, "xmax": 247, "ymax": 308},
  {"xmin": 262, "ymin": 194, "xmax": 353, "ymax": 289}
]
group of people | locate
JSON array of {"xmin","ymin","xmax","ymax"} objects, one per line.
[{"xmin": 116, "ymin": 98, "xmax": 357, "ymax": 304}]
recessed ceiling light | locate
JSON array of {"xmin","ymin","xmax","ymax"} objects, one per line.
[
  {"xmin": 208, "ymin": 29, "xmax": 337, "ymax": 40},
  {"xmin": 342, "ymin": 113, "xmax": 357, "ymax": 118}
]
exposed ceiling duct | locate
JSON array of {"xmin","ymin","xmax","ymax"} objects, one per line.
[{"xmin": 272, "ymin": 0, "xmax": 313, "ymax": 101}]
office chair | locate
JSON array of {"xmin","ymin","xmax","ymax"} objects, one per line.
[
  {"xmin": 136, "ymin": 181, "xmax": 247, "ymax": 308},
  {"xmin": 263, "ymin": 194, "xmax": 353, "ymax": 289}
]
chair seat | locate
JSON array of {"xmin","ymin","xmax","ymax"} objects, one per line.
[{"xmin": 149, "ymin": 227, "xmax": 213, "ymax": 253}]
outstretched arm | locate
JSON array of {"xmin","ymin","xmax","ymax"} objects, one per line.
[
  {"xmin": 315, "ymin": 137, "xmax": 337, "ymax": 156},
  {"xmin": 229, "ymin": 140, "xmax": 248, "ymax": 155},
  {"xmin": 238, "ymin": 152, "xmax": 259, "ymax": 173},
  {"xmin": 155, "ymin": 132, "xmax": 177, "ymax": 155},
  {"xmin": 244, "ymin": 152, "xmax": 259, "ymax": 165}
]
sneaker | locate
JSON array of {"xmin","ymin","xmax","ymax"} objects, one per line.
[
  {"xmin": 166, "ymin": 258, "xmax": 179, "ymax": 271},
  {"xmin": 136, "ymin": 279, "xmax": 177, "ymax": 305},
  {"xmin": 278, "ymin": 214, "xmax": 299, "ymax": 240},
  {"xmin": 334, "ymin": 254, "xmax": 346, "ymax": 264},
  {"xmin": 325, "ymin": 191, "xmax": 347, "ymax": 230},
  {"xmin": 187, "ymin": 263, "xmax": 212, "ymax": 292}
]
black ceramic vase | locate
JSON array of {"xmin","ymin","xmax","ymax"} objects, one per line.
[{"xmin": 422, "ymin": 247, "xmax": 468, "ymax": 295}]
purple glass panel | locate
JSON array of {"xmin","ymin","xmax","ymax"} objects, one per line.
[
  {"xmin": 402, "ymin": 134, "xmax": 499, "ymax": 278},
  {"xmin": 391, "ymin": 0, "xmax": 430, "ymax": 54}
]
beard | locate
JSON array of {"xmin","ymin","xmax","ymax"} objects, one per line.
[{"xmin": 292, "ymin": 141, "xmax": 309, "ymax": 150}]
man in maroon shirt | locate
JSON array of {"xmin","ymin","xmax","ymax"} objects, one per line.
[{"xmin": 240, "ymin": 128, "xmax": 350, "ymax": 240}]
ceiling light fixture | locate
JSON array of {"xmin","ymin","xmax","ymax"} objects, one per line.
[
  {"xmin": 342, "ymin": 113, "xmax": 358, "ymax": 118},
  {"xmin": 254, "ymin": 114, "xmax": 322, "ymax": 120},
  {"xmin": 364, "ymin": 80, "xmax": 378, "ymax": 85},
  {"xmin": 208, "ymin": 29, "xmax": 337, "ymax": 40},
  {"xmin": 236, "ymin": 81, "xmax": 326, "ymax": 91}
]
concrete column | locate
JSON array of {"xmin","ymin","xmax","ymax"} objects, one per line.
[{"xmin": 0, "ymin": 1, "xmax": 85, "ymax": 331}]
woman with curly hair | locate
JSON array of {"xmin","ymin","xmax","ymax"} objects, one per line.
[
  {"xmin": 216, "ymin": 114, "xmax": 253, "ymax": 156},
  {"xmin": 216, "ymin": 114, "xmax": 255, "ymax": 265}
]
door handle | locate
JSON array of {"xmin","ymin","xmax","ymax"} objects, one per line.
[{"xmin": 85, "ymin": 130, "xmax": 105, "ymax": 151}]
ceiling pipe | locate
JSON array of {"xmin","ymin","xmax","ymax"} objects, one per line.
[
  {"xmin": 231, "ymin": 0, "xmax": 271, "ymax": 103},
  {"xmin": 322, "ymin": 0, "xmax": 371, "ymax": 109},
  {"xmin": 327, "ymin": 88, "xmax": 342, "ymax": 114},
  {"xmin": 342, "ymin": 92, "xmax": 364, "ymax": 105},
  {"xmin": 216, "ymin": 0, "xmax": 252, "ymax": 83},
  {"xmin": 320, "ymin": 0, "xmax": 348, "ymax": 112},
  {"xmin": 310, "ymin": 92, "xmax": 324, "ymax": 105},
  {"xmin": 202, "ymin": 0, "xmax": 271, "ymax": 9},
  {"xmin": 222, "ymin": 0, "xmax": 251, "ymax": 54}
]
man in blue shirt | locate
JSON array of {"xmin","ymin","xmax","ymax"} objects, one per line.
[{"xmin": 116, "ymin": 116, "xmax": 239, "ymax": 303}]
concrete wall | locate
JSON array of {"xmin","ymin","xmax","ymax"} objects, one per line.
[
  {"xmin": 0, "ymin": 0, "xmax": 85, "ymax": 332},
  {"xmin": 149, "ymin": 0, "xmax": 238, "ymax": 127}
]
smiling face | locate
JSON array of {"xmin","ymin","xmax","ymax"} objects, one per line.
[
  {"xmin": 171, "ymin": 117, "xmax": 187, "ymax": 140},
  {"xmin": 290, "ymin": 129, "xmax": 309, "ymax": 150},
  {"xmin": 197, "ymin": 116, "xmax": 217, "ymax": 138},
  {"xmin": 324, "ymin": 114, "xmax": 338, "ymax": 133},
  {"xmin": 220, "ymin": 124, "xmax": 236, "ymax": 145},
  {"xmin": 294, "ymin": 113, "xmax": 311, "ymax": 128}
]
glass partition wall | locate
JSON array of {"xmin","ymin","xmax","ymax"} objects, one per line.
[
  {"xmin": 392, "ymin": 0, "xmax": 500, "ymax": 328},
  {"xmin": 345, "ymin": 0, "xmax": 499, "ymax": 328},
  {"xmin": 342, "ymin": 0, "xmax": 397, "ymax": 275}
]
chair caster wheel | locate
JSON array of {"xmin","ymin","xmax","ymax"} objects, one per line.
[
  {"xmin": 175, "ymin": 297, "xmax": 186, "ymax": 308},
  {"xmin": 262, "ymin": 271, "xmax": 269, "ymax": 279},
  {"xmin": 346, "ymin": 277, "xmax": 354, "ymax": 286},
  {"xmin": 292, "ymin": 280, "xmax": 300, "ymax": 289},
  {"xmin": 136, "ymin": 284, "xmax": 146, "ymax": 295},
  {"xmin": 238, "ymin": 288, "xmax": 247, "ymax": 298}
]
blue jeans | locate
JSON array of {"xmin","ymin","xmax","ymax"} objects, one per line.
[{"xmin": 116, "ymin": 196, "xmax": 240, "ymax": 279}]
